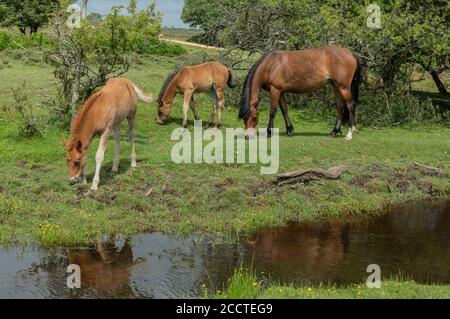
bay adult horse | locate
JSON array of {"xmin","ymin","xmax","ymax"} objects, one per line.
[
  {"xmin": 62, "ymin": 78, "xmax": 153, "ymax": 191},
  {"xmin": 239, "ymin": 45, "xmax": 362, "ymax": 140},
  {"xmin": 156, "ymin": 61, "xmax": 236, "ymax": 129}
]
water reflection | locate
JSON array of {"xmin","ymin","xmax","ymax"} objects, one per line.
[{"xmin": 0, "ymin": 200, "xmax": 448, "ymax": 298}]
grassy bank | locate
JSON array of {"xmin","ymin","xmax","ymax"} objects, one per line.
[
  {"xmin": 208, "ymin": 268, "xmax": 450, "ymax": 299},
  {"xmin": 0, "ymin": 48, "xmax": 449, "ymax": 246}
]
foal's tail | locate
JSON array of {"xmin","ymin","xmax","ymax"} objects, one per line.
[
  {"xmin": 133, "ymin": 84, "xmax": 153, "ymax": 103},
  {"xmin": 227, "ymin": 69, "xmax": 237, "ymax": 89},
  {"xmin": 351, "ymin": 53, "xmax": 363, "ymax": 105}
]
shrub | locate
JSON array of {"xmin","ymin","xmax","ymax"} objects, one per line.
[
  {"xmin": 2, "ymin": 83, "xmax": 45, "ymax": 138},
  {"xmin": 0, "ymin": 31, "xmax": 11, "ymax": 51},
  {"xmin": 137, "ymin": 38, "xmax": 187, "ymax": 56}
]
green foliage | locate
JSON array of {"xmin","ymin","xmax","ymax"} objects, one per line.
[
  {"xmin": 1, "ymin": 82, "xmax": 45, "ymax": 138},
  {"xmin": 50, "ymin": 0, "xmax": 166, "ymax": 124},
  {"xmin": 0, "ymin": 0, "xmax": 59, "ymax": 34},
  {"xmin": 0, "ymin": 31, "xmax": 10, "ymax": 50},
  {"xmin": 182, "ymin": 0, "xmax": 450, "ymax": 124}
]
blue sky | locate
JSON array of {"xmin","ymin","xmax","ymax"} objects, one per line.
[{"xmin": 75, "ymin": 0, "xmax": 188, "ymax": 28}]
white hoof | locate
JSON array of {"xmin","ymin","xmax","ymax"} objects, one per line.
[
  {"xmin": 345, "ymin": 135, "xmax": 353, "ymax": 141},
  {"xmin": 90, "ymin": 184, "xmax": 98, "ymax": 191}
]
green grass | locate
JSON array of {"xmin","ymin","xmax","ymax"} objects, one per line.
[
  {"xmin": 0, "ymin": 48, "xmax": 449, "ymax": 246},
  {"xmin": 208, "ymin": 268, "xmax": 450, "ymax": 299}
]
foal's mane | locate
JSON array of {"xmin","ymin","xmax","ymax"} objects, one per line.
[
  {"xmin": 70, "ymin": 91, "xmax": 103, "ymax": 137},
  {"xmin": 157, "ymin": 69, "xmax": 180, "ymax": 105},
  {"xmin": 239, "ymin": 51, "xmax": 275, "ymax": 120}
]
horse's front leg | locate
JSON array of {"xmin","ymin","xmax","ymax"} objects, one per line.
[
  {"xmin": 189, "ymin": 96, "xmax": 200, "ymax": 121},
  {"xmin": 182, "ymin": 90, "xmax": 193, "ymax": 130},
  {"xmin": 279, "ymin": 93, "xmax": 294, "ymax": 136},
  {"xmin": 91, "ymin": 128, "xmax": 111, "ymax": 191},
  {"xmin": 267, "ymin": 88, "xmax": 281, "ymax": 138}
]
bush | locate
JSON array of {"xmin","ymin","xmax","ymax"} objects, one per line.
[
  {"xmin": 0, "ymin": 30, "xmax": 53, "ymax": 51},
  {"xmin": 1, "ymin": 83, "xmax": 45, "ymax": 138},
  {"xmin": 137, "ymin": 38, "xmax": 187, "ymax": 56},
  {"xmin": 0, "ymin": 31, "xmax": 11, "ymax": 51}
]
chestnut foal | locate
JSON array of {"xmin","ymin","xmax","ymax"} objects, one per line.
[{"xmin": 63, "ymin": 78, "xmax": 153, "ymax": 190}]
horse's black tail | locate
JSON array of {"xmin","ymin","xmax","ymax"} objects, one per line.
[
  {"xmin": 227, "ymin": 69, "xmax": 237, "ymax": 89},
  {"xmin": 343, "ymin": 53, "xmax": 363, "ymax": 124},
  {"xmin": 351, "ymin": 53, "xmax": 363, "ymax": 105}
]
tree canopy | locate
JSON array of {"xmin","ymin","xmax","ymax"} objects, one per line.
[
  {"xmin": 0, "ymin": 0, "xmax": 60, "ymax": 34},
  {"xmin": 182, "ymin": 0, "xmax": 450, "ymax": 93}
]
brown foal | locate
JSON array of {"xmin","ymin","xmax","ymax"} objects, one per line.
[
  {"xmin": 63, "ymin": 78, "xmax": 153, "ymax": 190},
  {"xmin": 156, "ymin": 61, "xmax": 236, "ymax": 129}
]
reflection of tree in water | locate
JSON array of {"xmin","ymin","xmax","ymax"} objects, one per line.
[{"xmin": 247, "ymin": 222, "xmax": 348, "ymax": 284}]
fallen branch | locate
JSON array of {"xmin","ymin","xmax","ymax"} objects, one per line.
[
  {"xmin": 413, "ymin": 162, "xmax": 445, "ymax": 176},
  {"xmin": 276, "ymin": 166, "xmax": 345, "ymax": 186}
]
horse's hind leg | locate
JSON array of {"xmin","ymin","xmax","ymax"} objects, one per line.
[
  {"xmin": 189, "ymin": 96, "xmax": 200, "ymax": 121},
  {"xmin": 111, "ymin": 125, "xmax": 121, "ymax": 173},
  {"xmin": 215, "ymin": 87, "xmax": 225, "ymax": 129},
  {"xmin": 127, "ymin": 113, "xmax": 137, "ymax": 168},
  {"xmin": 267, "ymin": 87, "xmax": 281, "ymax": 138},
  {"xmin": 279, "ymin": 93, "xmax": 294, "ymax": 136},
  {"xmin": 337, "ymin": 87, "xmax": 356, "ymax": 141},
  {"xmin": 330, "ymin": 85, "xmax": 345, "ymax": 137},
  {"xmin": 206, "ymin": 88, "xmax": 218, "ymax": 129}
]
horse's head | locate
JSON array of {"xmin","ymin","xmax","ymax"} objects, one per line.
[
  {"xmin": 243, "ymin": 108, "xmax": 258, "ymax": 138},
  {"xmin": 62, "ymin": 139, "xmax": 87, "ymax": 184},
  {"xmin": 156, "ymin": 99, "xmax": 171, "ymax": 125}
]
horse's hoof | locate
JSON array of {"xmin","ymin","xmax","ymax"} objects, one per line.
[{"xmin": 286, "ymin": 131, "xmax": 293, "ymax": 137}]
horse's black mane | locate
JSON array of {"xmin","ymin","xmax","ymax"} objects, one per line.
[
  {"xmin": 157, "ymin": 69, "xmax": 180, "ymax": 105},
  {"xmin": 239, "ymin": 51, "xmax": 275, "ymax": 119}
]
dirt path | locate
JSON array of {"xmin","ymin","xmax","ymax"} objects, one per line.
[{"xmin": 162, "ymin": 38, "xmax": 225, "ymax": 51}]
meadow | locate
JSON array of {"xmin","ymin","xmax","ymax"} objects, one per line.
[{"xmin": 0, "ymin": 44, "xmax": 449, "ymax": 246}]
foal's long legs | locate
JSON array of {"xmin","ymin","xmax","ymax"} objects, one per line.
[
  {"xmin": 127, "ymin": 114, "xmax": 137, "ymax": 168},
  {"xmin": 267, "ymin": 87, "xmax": 281, "ymax": 137},
  {"xmin": 189, "ymin": 96, "xmax": 200, "ymax": 121},
  {"xmin": 112, "ymin": 125, "xmax": 121, "ymax": 173},
  {"xmin": 206, "ymin": 88, "xmax": 218, "ymax": 129},
  {"xmin": 91, "ymin": 127, "xmax": 112, "ymax": 191},
  {"xmin": 182, "ymin": 90, "xmax": 194, "ymax": 129},
  {"xmin": 279, "ymin": 93, "xmax": 294, "ymax": 136},
  {"xmin": 215, "ymin": 87, "xmax": 225, "ymax": 128}
]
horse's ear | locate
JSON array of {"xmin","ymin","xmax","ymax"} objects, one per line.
[{"xmin": 76, "ymin": 140, "xmax": 83, "ymax": 153}]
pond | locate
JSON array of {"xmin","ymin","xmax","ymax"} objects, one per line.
[{"xmin": 0, "ymin": 200, "xmax": 448, "ymax": 298}]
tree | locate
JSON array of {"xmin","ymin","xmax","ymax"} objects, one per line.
[
  {"xmin": 50, "ymin": 0, "xmax": 162, "ymax": 125},
  {"xmin": 82, "ymin": 0, "xmax": 88, "ymax": 20},
  {"xmin": 182, "ymin": 0, "xmax": 450, "ymax": 94},
  {"xmin": 0, "ymin": 0, "xmax": 59, "ymax": 34},
  {"xmin": 86, "ymin": 12, "xmax": 102, "ymax": 24}
]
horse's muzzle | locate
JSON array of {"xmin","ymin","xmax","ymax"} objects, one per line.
[{"xmin": 69, "ymin": 176, "xmax": 80, "ymax": 185}]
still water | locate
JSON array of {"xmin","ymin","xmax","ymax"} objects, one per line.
[{"xmin": 0, "ymin": 200, "xmax": 449, "ymax": 298}]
